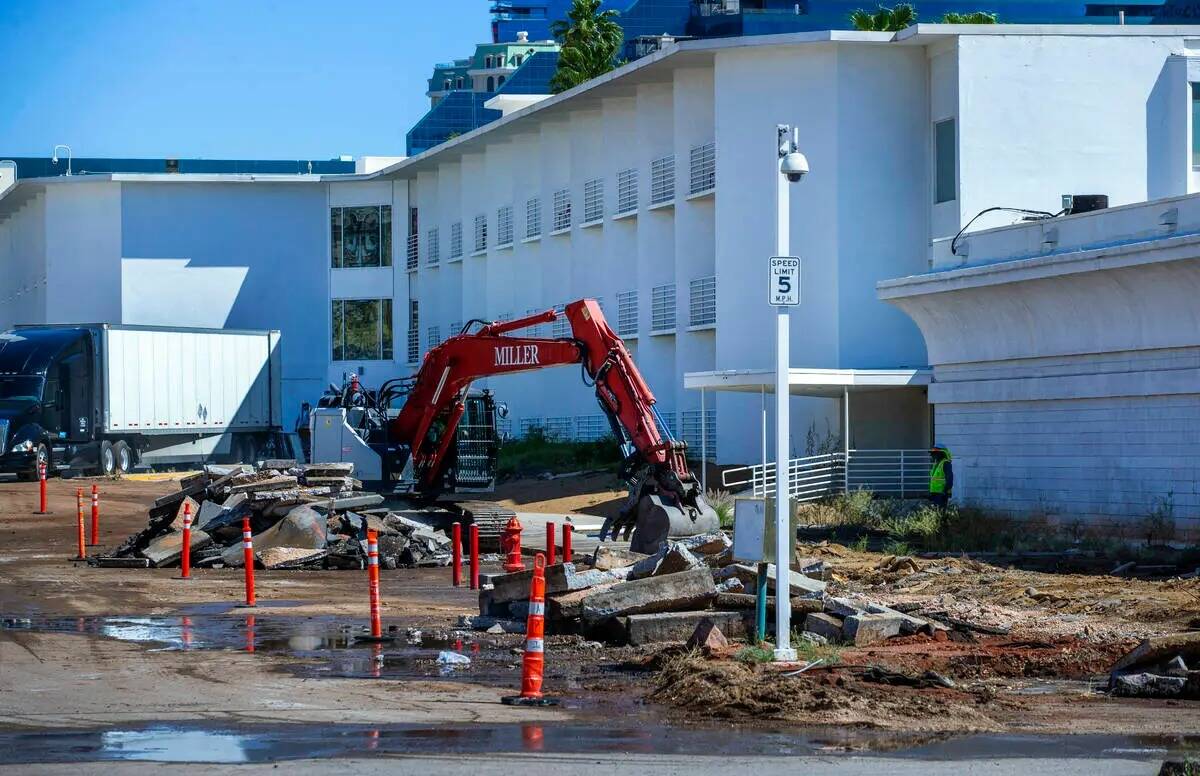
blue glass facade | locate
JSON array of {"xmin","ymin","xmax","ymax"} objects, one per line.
[
  {"xmin": 407, "ymin": 52, "xmax": 560, "ymax": 156},
  {"xmin": 406, "ymin": 92, "xmax": 504, "ymax": 156},
  {"xmin": 4, "ymin": 156, "xmax": 355, "ymax": 178},
  {"xmin": 493, "ymin": 0, "xmax": 1189, "ymax": 49}
]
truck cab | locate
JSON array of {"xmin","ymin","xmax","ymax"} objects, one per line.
[{"xmin": 0, "ymin": 327, "xmax": 98, "ymax": 479}]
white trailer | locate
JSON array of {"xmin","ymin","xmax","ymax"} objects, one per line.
[{"xmin": 0, "ymin": 324, "xmax": 287, "ymax": 477}]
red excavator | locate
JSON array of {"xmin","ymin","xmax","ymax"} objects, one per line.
[{"xmin": 306, "ymin": 299, "xmax": 718, "ymax": 553}]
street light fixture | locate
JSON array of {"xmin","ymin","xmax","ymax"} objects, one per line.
[
  {"xmin": 52, "ymin": 144, "xmax": 72, "ymax": 176},
  {"xmin": 772, "ymin": 124, "xmax": 807, "ymax": 662}
]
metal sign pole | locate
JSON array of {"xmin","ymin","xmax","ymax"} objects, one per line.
[{"xmin": 770, "ymin": 124, "xmax": 802, "ymax": 663}]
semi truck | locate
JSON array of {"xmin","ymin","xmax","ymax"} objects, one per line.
[{"xmin": 0, "ymin": 324, "xmax": 290, "ymax": 479}]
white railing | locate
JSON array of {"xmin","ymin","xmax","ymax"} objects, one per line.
[
  {"xmin": 722, "ymin": 449, "xmax": 930, "ymax": 501},
  {"xmin": 406, "ymin": 233, "xmax": 419, "ymax": 270}
]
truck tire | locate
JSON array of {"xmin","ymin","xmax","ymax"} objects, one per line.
[
  {"xmin": 99, "ymin": 440, "xmax": 116, "ymax": 476},
  {"xmin": 113, "ymin": 441, "xmax": 134, "ymax": 474},
  {"xmin": 16, "ymin": 443, "xmax": 49, "ymax": 482}
]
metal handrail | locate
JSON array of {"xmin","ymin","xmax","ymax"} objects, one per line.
[{"xmin": 722, "ymin": 449, "xmax": 930, "ymax": 500}]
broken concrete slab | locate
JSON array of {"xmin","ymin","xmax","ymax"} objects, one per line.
[
  {"xmin": 713, "ymin": 593, "xmax": 823, "ymax": 615},
  {"xmin": 142, "ymin": 527, "xmax": 213, "ymax": 567},
  {"xmin": 304, "ymin": 462, "xmax": 355, "ymax": 475},
  {"xmin": 627, "ymin": 542, "xmax": 703, "ymax": 580},
  {"xmin": 1111, "ymin": 672, "xmax": 1188, "ymax": 698},
  {"xmin": 487, "ymin": 563, "xmax": 630, "ymax": 606},
  {"xmin": 1112, "ymin": 632, "xmax": 1200, "ymax": 674},
  {"xmin": 843, "ymin": 612, "xmax": 903, "ymax": 646},
  {"xmin": 256, "ymin": 547, "xmax": 327, "ymax": 569},
  {"xmin": 457, "ymin": 615, "xmax": 526, "ymax": 634},
  {"xmin": 591, "ymin": 546, "xmax": 648, "ymax": 571},
  {"xmin": 229, "ymin": 475, "xmax": 298, "ymax": 495},
  {"xmin": 253, "ymin": 505, "xmax": 327, "ymax": 552},
  {"xmin": 803, "ymin": 612, "xmax": 844, "ymax": 644},
  {"xmin": 677, "ymin": 532, "xmax": 732, "ymax": 555},
  {"xmin": 327, "ymin": 493, "xmax": 385, "ymax": 511},
  {"xmin": 625, "ymin": 610, "xmax": 749, "ymax": 646},
  {"xmin": 547, "ymin": 581, "xmax": 622, "ymax": 622},
  {"xmin": 581, "ymin": 568, "xmax": 716, "ymax": 625},
  {"xmin": 716, "ymin": 563, "xmax": 826, "ymax": 597}
]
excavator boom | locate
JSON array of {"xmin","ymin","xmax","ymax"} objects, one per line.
[{"xmin": 392, "ymin": 299, "xmax": 718, "ymax": 551}]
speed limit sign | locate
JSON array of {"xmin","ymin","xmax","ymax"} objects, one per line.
[{"xmin": 769, "ymin": 256, "xmax": 800, "ymax": 306}]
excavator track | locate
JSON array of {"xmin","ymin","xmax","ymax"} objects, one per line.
[{"xmin": 440, "ymin": 499, "xmax": 517, "ymax": 551}]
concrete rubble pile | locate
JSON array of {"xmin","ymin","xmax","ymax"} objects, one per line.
[
  {"xmin": 465, "ymin": 536, "xmax": 957, "ymax": 647},
  {"xmin": 100, "ymin": 460, "xmax": 453, "ymax": 571},
  {"xmin": 1108, "ymin": 632, "xmax": 1200, "ymax": 700}
]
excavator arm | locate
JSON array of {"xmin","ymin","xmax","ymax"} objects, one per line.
[{"xmin": 391, "ymin": 299, "xmax": 718, "ymax": 552}]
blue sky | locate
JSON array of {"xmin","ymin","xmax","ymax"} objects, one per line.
[{"xmin": 0, "ymin": 0, "xmax": 490, "ymax": 159}]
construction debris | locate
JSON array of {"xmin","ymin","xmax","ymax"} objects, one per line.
[
  {"xmin": 100, "ymin": 462, "xmax": 454, "ymax": 571},
  {"xmin": 1108, "ymin": 632, "xmax": 1200, "ymax": 699}
]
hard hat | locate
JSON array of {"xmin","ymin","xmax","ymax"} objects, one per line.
[{"xmin": 931, "ymin": 442, "xmax": 949, "ymax": 452}]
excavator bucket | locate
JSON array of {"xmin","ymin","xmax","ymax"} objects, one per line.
[{"xmin": 629, "ymin": 492, "xmax": 721, "ymax": 555}]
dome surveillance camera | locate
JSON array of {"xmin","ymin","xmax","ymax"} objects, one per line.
[{"xmin": 780, "ymin": 151, "xmax": 808, "ymax": 183}]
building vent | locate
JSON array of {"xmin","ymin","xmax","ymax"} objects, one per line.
[
  {"xmin": 450, "ymin": 221, "xmax": 463, "ymax": 259},
  {"xmin": 526, "ymin": 197, "xmax": 542, "ymax": 238},
  {"xmin": 426, "ymin": 226, "xmax": 440, "ymax": 265},
  {"xmin": 651, "ymin": 283, "xmax": 676, "ymax": 333},
  {"xmin": 617, "ymin": 168, "xmax": 638, "ymax": 214},
  {"xmin": 551, "ymin": 303, "xmax": 570, "ymax": 338},
  {"xmin": 680, "ymin": 408, "xmax": 716, "ymax": 461},
  {"xmin": 689, "ymin": 276, "xmax": 716, "ymax": 327},
  {"xmin": 164, "ymin": 159, "xmax": 180, "ymax": 173},
  {"xmin": 553, "ymin": 188, "xmax": 571, "ymax": 232},
  {"xmin": 407, "ymin": 300, "xmax": 420, "ymax": 363},
  {"xmin": 583, "ymin": 178, "xmax": 605, "ymax": 223},
  {"xmin": 616, "ymin": 290, "xmax": 638, "ymax": 337},
  {"xmin": 689, "ymin": 142, "xmax": 716, "ymax": 195},
  {"xmin": 497, "ymin": 204, "xmax": 514, "ymax": 246},
  {"xmin": 650, "ymin": 155, "xmax": 675, "ymax": 205},
  {"xmin": 427, "ymin": 325, "xmax": 442, "ymax": 350},
  {"xmin": 474, "ymin": 213, "xmax": 488, "ymax": 252}
]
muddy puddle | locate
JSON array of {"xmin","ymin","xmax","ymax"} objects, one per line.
[
  {"xmin": 0, "ymin": 721, "xmax": 1198, "ymax": 765},
  {"xmin": 0, "ymin": 613, "xmax": 519, "ymax": 680}
]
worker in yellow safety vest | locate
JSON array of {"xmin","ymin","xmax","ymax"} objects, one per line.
[{"xmin": 928, "ymin": 443, "xmax": 953, "ymax": 508}]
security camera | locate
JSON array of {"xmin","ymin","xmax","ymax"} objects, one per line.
[{"xmin": 780, "ymin": 151, "xmax": 809, "ymax": 183}]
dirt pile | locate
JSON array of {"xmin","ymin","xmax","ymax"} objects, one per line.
[{"xmin": 650, "ymin": 652, "xmax": 1002, "ymax": 732}]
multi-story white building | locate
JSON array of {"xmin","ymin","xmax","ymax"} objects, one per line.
[{"xmin": 3, "ymin": 25, "xmax": 1199, "ymax": 470}]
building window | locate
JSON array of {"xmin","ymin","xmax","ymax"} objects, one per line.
[
  {"xmin": 427, "ymin": 226, "xmax": 440, "ymax": 265},
  {"xmin": 525, "ymin": 307, "xmax": 547, "ymax": 337},
  {"xmin": 934, "ymin": 118, "xmax": 956, "ymax": 204},
  {"xmin": 689, "ymin": 276, "xmax": 716, "ymax": 327},
  {"xmin": 552, "ymin": 188, "xmax": 571, "ymax": 232},
  {"xmin": 485, "ymin": 55, "xmax": 493, "ymax": 68},
  {"xmin": 680, "ymin": 408, "xmax": 717, "ymax": 461},
  {"xmin": 407, "ymin": 300, "xmax": 419, "ymax": 362},
  {"xmin": 331, "ymin": 205, "xmax": 392, "ymax": 268},
  {"xmin": 617, "ymin": 168, "xmax": 638, "ymax": 214},
  {"xmin": 689, "ymin": 142, "xmax": 716, "ymax": 195},
  {"xmin": 583, "ymin": 178, "xmax": 604, "ymax": 223},
  {"xmin": 406, "ymin": 207, "xmax": 418, "ymax": 270},
  {"xmin": 427, "ymin": 325, "xmax": 442, "ymax": 351},
  {"xmin": 651, "ymin": 283, "xmax": 676, "ymax": 332},
  {"xmin": 449, "ymin": 320, "xmax": 463, "ymax": 337},
  {"xmin": 650, "ymin": 154, "xmax": 675, "ymax": 205},
  {"xmin": 551, "ymin": 303, "xmax": 570, "ymax": 338},
  {"xmin": 443, "ymin": 79, "xmax": 451, "ymax": 90},
  {"xmin": 1193, "ymin": 84, "xmax": 1200, "ymax": 166},
  {"xmin": 487, "ymin": 75, "xmax": 495, "ymax": 91},
  {"xmin": 456, "ymin": 76, "xmax": 464, "ymax": 89},
  {"xmin": 515, "ymin": 54, "xmax": 524, "ymax": 65},
  {"xmin": 497, "ymin": 204, "xmax": 514, "ymax": 246},
  {"xmin": 526, "ymin": 196, "xmax": 542, "ymax": 238},
  {"xmin": 450, "ymin": 221, "xmax": 463, "ymax": 259},
  {"xmin": 332, "ymin": 298, "xmax": 393, "ymax": 361},
  {"xmin": 498, "ymin": 76, "xmax": 506, "ymax": 87},
  {"xmin": 616, "ymin": 290, "xmax": 638, "ymax": 337},
  {"xmin": 474, "ymin": 213, "xmax": 488, "ymax": 252}
]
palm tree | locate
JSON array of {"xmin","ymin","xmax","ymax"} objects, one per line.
[
  {"xmin": 849, "ymin": 3, "xmax": 918, "ymax": 31},
  {"xmin": 942, "ymin": 11, "xmax": 998, "ymax": 23},
  {"xmin": 549, "ymin": 0, "xmax": 623, "ymax": 94}
]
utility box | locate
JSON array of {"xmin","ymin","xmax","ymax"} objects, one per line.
[{"xmin": 732, "ymin": 498, "xmax": 799, "ymax": 564}]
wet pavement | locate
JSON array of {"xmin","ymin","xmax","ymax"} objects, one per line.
[{"xmin": 0, "ymin": 721, "xmax": 1197, "ymax": 765}]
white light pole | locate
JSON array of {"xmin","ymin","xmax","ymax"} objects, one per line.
[{"xmin": 770, "ymin": 124, "xmax": 807, "ymax": 662}]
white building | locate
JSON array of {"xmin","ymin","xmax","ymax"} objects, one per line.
[
  {"xmin": 2, "ymin": 25, "xmax": 1199, "ymax": 476},
  {"xmin": 880, "ymin": 192, "xmax": 1200, "ymax": 540}
]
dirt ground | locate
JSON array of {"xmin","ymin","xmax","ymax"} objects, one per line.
[{"xmin": 1, "ymin": 474, "xmax": 1199, "ymax": 740}]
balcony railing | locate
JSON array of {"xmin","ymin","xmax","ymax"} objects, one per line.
[{"xmin": 406, "ymin": 233, "xmax": 419, "ymax": 271}]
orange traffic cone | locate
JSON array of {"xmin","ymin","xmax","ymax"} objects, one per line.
[{"xmin": 502, "ymin": 553, "xmax": 558, "ymax": 706}]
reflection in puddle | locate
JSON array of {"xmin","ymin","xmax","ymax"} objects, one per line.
[{"xmin": 0, "ymin": 723, "xmax": 1198, "ymax": 765}]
